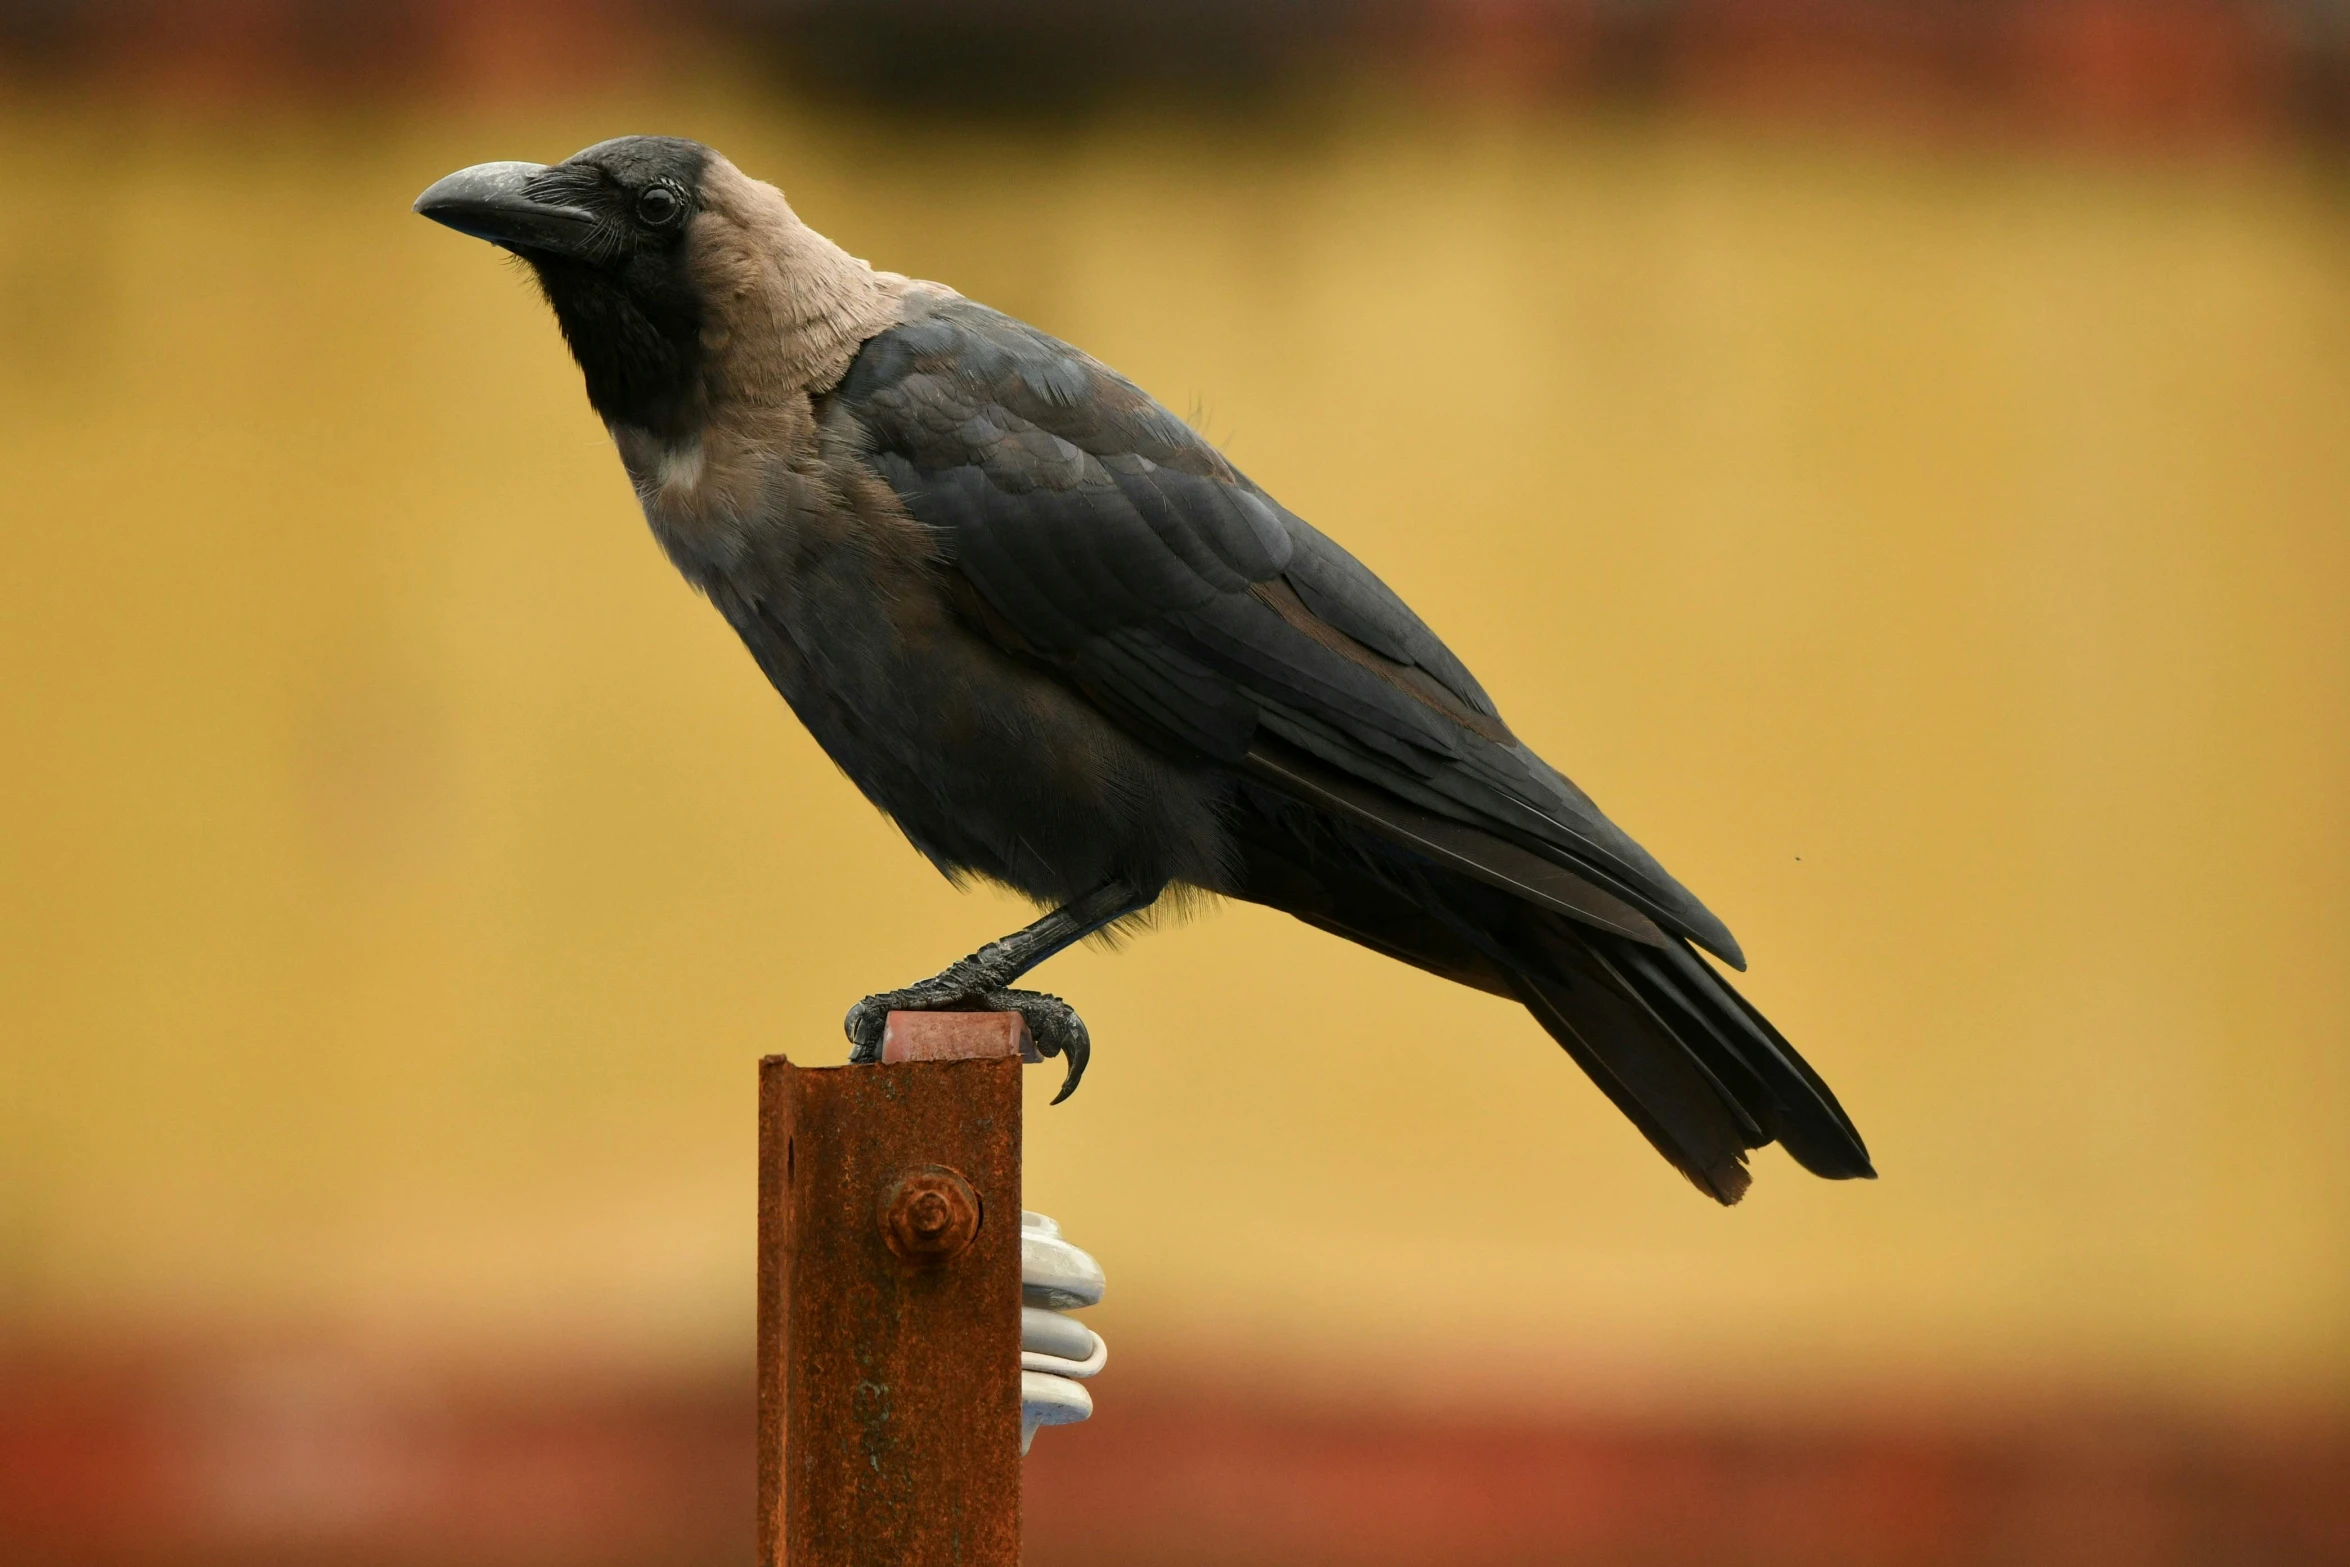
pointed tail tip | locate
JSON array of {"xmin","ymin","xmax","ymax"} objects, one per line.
[
  {"xmin": 1692, "ymin": 1156, "xmax": 1752, "ymax": 1206},
  {"xmin": 1781, "ymin": 1135, "xmax": 1877, "ymax": 1182},
  {"xmin": 1699, "ymin": 1132, "xmax": 1882, "ymax": 1201},
  {"xmin": 1699, "ymin": 1144, "xmax": 1875, "ymax": 1203}
]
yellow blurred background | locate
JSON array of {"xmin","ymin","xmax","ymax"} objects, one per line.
[{"xmin": 3, "ymin": 4, "xmax": 2348, "ymax": 1562}]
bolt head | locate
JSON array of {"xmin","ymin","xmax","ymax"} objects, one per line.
[{"xmin": 880, "ymin": 1166, "xmax": 981, "ymax": 1264}]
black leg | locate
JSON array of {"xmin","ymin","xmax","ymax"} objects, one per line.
[{"xmin": 845, "ymin": 879, "xmax": 1161, "ymax": 1102}]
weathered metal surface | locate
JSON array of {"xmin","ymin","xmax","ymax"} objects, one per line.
[
  {"xmin": 881, "ymin": 1009, "xmax": 1040, "ymax": 1063},
  {"xmin": 758, "ymin": 1021, "xmax": 1024, "ymax": 1566}
]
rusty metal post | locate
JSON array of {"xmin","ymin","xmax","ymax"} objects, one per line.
[{"xmin": 757, "ymin": 1015, "xmax": 1027, "ymax": 1566}]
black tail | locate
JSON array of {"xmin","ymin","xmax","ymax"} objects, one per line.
[
  {"xmin": 1229, "ymin": 794, "xmax": 1873, "ymax": 1203},
  {"xmin": 1500, "ymin": 911, "xmax": 1872, "ymax": 1201}
]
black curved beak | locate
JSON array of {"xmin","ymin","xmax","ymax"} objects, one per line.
[{"xmin": 413, "ymin": 161, "xmax": 597, "ymax": 257}]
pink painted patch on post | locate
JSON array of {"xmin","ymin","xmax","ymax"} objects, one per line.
[{"xmin": 881, "ymin": 1011, "xmax": 1041, "ymax": 1064}]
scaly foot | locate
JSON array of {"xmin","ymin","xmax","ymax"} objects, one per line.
[{"xmin": 846, "ymin": 983, "xmax": 1093, "ymax": 1103}]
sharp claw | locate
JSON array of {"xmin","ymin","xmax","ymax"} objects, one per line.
[{"xmin": 1047, "ymin": 1020, "xmax": 1089, "ymax": 1105}]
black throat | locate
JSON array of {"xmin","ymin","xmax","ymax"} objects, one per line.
[
  {"xmin": 516, "ymin": 137, "xmax": 715, "ymax": 440},
  {"xmin": 531, "ymin": 253, "xmax": 706, "ymax": 439}
]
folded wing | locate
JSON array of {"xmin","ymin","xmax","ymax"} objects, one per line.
[
  {"xmin": 829, "ymin": 295, "xmax": 1872, "ymax": 1198},
  {"xmin": 832, "ymin": 296, "xmax": 1742, "ymax": 964}
]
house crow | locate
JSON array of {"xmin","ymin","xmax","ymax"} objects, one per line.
[{"xmin": 415, "ymin": 136, "xmax": 1873, "ymax": 1202}]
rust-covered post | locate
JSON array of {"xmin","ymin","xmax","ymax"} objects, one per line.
[{"xmin": 757, "ymin": 1015, "xmax": 1029, "ymax": 1566}]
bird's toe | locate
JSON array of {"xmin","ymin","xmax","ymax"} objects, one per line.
[
  {"xmin": 991, "ymin": 989, "xmax": 1091, "ymax": 1103},
  {"xmin": 843, "ymin": 995, "xmax": 893, "ymax": 1063},
  {"xmin": 846, "ymin": 980, "xmax": 1088, "ymax": 1094},
  {"xmin": 845, "ymin": 970, "xmax": 999, "ymax": 1061}
]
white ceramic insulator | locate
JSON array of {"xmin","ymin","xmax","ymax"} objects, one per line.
[
  {"xmin": 1020, "ymin": 1211, "xmax": 1105, "ymax": 1455},
  {"xmin": 1022, "ymin": 1308, "xmax": 1107, "ymax": 1378}
]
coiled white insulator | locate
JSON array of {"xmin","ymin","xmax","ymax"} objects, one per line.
[{"xmin": 1020, "ymin": 1210, "xmax": 1105, "ymax": 1454}]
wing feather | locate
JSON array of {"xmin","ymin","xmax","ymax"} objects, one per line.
[{"xmin": 832, "ymin": 295, "xmax": 1743, "ymax": 963}]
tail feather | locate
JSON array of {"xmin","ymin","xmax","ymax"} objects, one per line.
[
  {"xmin": 1500, "ymin": 959, "xmax": 1758, "ymax": 1203},
  {"xmin": 1227, "ymin": 791, "xmax": 1873, "ymax": 1200},
  {"xmin": 1598, "ymin": 932, "xmax": 1873, "ymax": 1183}
]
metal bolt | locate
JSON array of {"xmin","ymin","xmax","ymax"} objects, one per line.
[{"xmin": 881, "ymin": 1165, "xmax": 981, "ymax": 1264}]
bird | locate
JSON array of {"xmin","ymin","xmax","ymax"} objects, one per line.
[{"xmin": 415, "ymin": 135, "xmax": 1872, "ymax": 1203}]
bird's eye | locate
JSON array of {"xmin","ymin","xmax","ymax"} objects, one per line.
[{"xmin": 637, "ymin": 185, "xmax": 682, "ymax": 226}]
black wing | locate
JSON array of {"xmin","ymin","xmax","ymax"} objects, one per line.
[
  {"xmin": 830, "ymin": 295, "xmax": 1872, "ymax": 1200},
  {"xmin": 831, "ymin": 295, "xmax": 1743, "ymax": 964}
]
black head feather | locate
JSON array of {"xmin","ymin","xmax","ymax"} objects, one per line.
[{"xmin": 517, "ymin": 136, "xmax": 714, "ymax": 438}]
